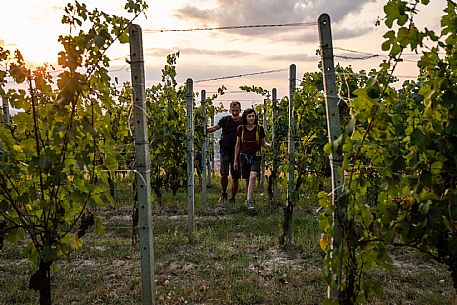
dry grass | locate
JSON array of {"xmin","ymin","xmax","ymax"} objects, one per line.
[{"xmin": 1, "ymin": 181, "xmax": 456, "ymax": 305}]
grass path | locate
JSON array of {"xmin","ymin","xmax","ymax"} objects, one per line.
[{"xmin": 1, "ymin": 188, "xmax": 456, "ymax": 304}]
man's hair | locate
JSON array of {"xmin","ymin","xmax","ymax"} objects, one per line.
[
  {"xmin": 229, "ymin": 101, "xmax": 241, "ymax": 109},
  {"xmin": 241, "ymin": 108, "xmax": 258, "ymax": 125}
]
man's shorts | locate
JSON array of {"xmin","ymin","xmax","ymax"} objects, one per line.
[
  {"xmin": 220, "ymin": 151, "xmax": 241, "ymax": 179},
  {"xmin": 239, "ymin": 153, "xmax": 262, "ymax": 179}
]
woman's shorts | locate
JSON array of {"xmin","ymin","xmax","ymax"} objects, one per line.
[{"xmin": 239, "ymin": 152, "xmax": 261, "ymax": 179}]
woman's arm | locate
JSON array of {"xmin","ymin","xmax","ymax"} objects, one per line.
[
  {"xmin": 233, "ymin": 136, "xmax": 241, "ymax": 170},
  {"xmin": 259, "ymin": 125, "xmax": 270, "ymax": 148}
]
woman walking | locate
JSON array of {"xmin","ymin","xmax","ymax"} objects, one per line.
[{"xmin": 233, "ymin": 108, "xmax": 270, "ymax": 215}]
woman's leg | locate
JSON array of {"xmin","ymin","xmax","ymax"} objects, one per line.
[{"xmin": 247, "ymin": 171, "xmax": 257, "ymax": 201}]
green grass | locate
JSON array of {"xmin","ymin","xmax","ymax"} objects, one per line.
[{"xmin": 1, "ymin": 177, "xmax": 456, "ymax": 305}]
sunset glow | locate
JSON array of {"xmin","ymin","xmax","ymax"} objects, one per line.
[{"xmin": 0, "ymin": 0, "xmax": 447, "ymax": 106}]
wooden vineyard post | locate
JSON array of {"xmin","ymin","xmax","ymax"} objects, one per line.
[
  {"xmin": 129, "ymin": 24, "xmax": 155, "ymax": 305},
  {"xmin": 318, "ymin": 13, "xmax": 344, "ymax": 301},
  {"xmin": 281, "ymin": 64, "xmax": 296, "ymax": 247},
  {"xmin": 201, "ymin": 90, "xmax": 207, "ymax": 207},
  {"xmin": 271, "ymin": 88, "xmax": 279, "ymax": 206},
  {"xmin": 186, "ymin": 79, "xmax": 195, "ymax": 243},
  {"xmin": 209, "ymin": 116, "xmax": 215, "ymax": 183},
  {"xmin": 260, "ymin": 98, "xmax": 267, "ymax": 192},
  {"xmin": 207, "ymin": 115, "xmax": 212, "ymax": 186}
]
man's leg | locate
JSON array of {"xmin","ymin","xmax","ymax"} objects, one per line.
[
  {"xmin": 219, "ymin": 153, "xmax": 230, "ymax": 203},
  {"xmin": 221, "ymin": 175, "xmax": 228, "ymax": 194},
  {"xmin": 217, "ymin": 174, "xmax": 228, "ymax": 203},
  {"xmin": 229, "ymin": 151, "xmax": 240, "ymax": 203},
  {"xmin": 230, "ymin": 178, "xmax": 239, "ymax": 202}
]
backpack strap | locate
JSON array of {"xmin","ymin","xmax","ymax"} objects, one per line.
[{"xmin": 241, "ymin": 125, "xmax": 260, "ymax": 144}]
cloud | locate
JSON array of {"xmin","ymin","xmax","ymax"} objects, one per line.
[
  {"xmin": 175, "ymin": 0, "xmax": 376, "ymax": 37},
  {"xmin": 0, "ymin": 38, "xmax": 18, "ymax": 48},
  {"xmin": 140, "ymin": 61, "xmax": 289, "ymax": 85},
  {"xmin": 176, "ymin": 5, "xmax": 212, "ymax": 20},
  {"xmin": 145, "ymin": 48, "xmax": 181, "ymax": 58},
  {"xmin": 182, "ymin": 48, "xmax": 254, "ymax": 57},
  {"xmin": 333, "ymin": 27, "xmax": 373, "ymax": 39},
  {"xmin": 145, "ymin": 47, "xmax": 255, "ymax": 58},
  {"xmin": 265, "ymin": 53, "xmax": 319, "ymax": 63},
  {"xmin": 297, "ymin": 25, "xmax": 373, "ymax": 42},
  {"xmin": 266, "ymin": 23, "xmax": 373, "ymax": 45}
]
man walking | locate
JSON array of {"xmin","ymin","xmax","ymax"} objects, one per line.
[{"xmin": 207, "ymin": 101, "xmax": 242, "ymax": 204}]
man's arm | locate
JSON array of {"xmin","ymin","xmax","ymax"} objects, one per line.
[{"xmin": 207, "ymin": 124, "xmax": 221, "ymax": 133}]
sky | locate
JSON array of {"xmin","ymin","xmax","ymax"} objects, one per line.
[{"xmin": 0, "ymin": 0, "xmax": 447, "ymax": 109}]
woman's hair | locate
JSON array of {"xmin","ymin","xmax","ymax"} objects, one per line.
[{"xmin": 241, "ymin": 108, "xmax": 258, "ymax": 125}]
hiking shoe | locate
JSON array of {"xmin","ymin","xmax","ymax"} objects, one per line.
[
  {"xmin": 245, "ymin": 200, "xmax": 257, "ymax": 216},
  {"xmin": 218, "ymin": 192, "xmax": 228, "ymax": 204}
]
